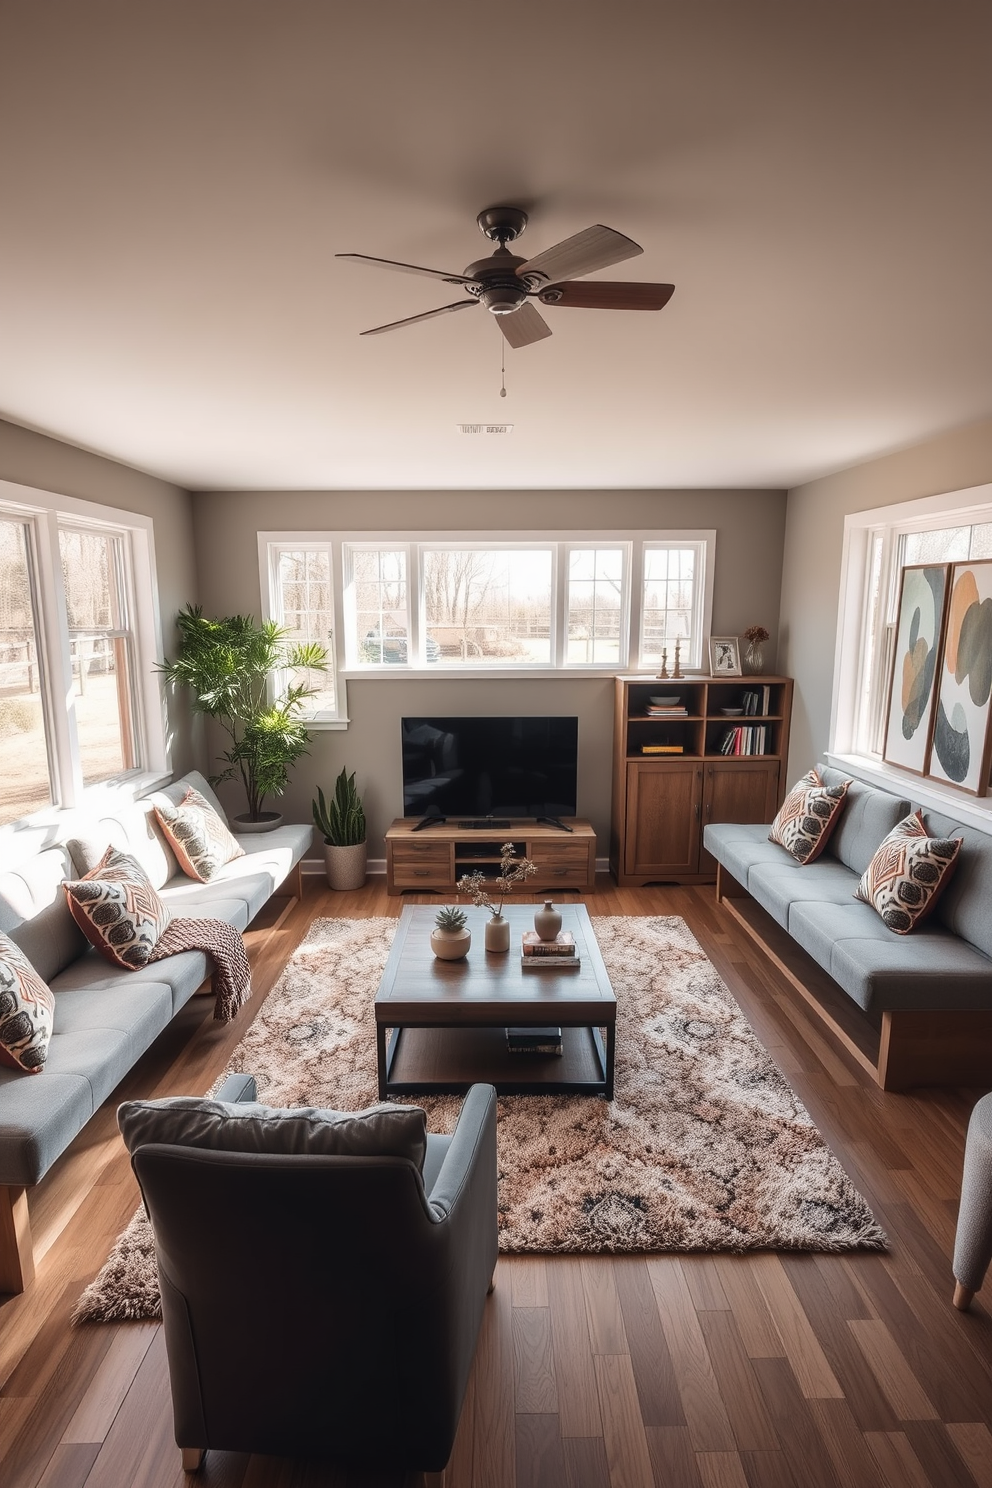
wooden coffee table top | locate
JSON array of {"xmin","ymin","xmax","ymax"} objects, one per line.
[{"xmin": 375, "ymin": 903, "xmax": 616, "ymax": 1027}]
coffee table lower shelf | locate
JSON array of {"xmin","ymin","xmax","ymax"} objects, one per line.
[{"xmin": 378, "ymin": 1023, "xmax": 613, "ymax": 1098}]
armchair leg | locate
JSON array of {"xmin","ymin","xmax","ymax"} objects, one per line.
[
  {"xmin": 181, "ymin": 1448, "xmax": 205, "ymax": 1473},
  {"xmin": 954, "ymin": 1281, "xmax": 976, "ymax": 1311}
]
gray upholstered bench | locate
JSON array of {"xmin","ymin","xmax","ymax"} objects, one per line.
[
  {"xmin": 0, "ymin": 772, "xmax": 311, "ymax": 1293},
  {"xmin": 703, "ymin": 766, "xmax": 992, "ymax": 1090}
]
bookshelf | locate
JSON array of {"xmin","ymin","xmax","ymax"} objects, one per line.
[{"xmin": 610, "ymin": 674, "xmax": 793, "ymax": 885}]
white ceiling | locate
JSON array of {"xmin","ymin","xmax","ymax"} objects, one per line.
[{"xmin": 2, "ymin": 0, "xmax": 991, "ymax": 492}]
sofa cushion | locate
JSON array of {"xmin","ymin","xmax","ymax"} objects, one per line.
[
  {"xmin": 702, "ymin": 823, "xmax": 785, "ymax": 890},
  {"xmin": 787, "ymin": 899, "xmax": 992, "ymax": 1013},
  {"xmin": 64, "ymin": 849, "xmax": 172, "ymax": 970},
  {"xmin": 855, "ymin": 811, "xmax": 961, "ymax": 934},
  {"xmin": 920, "ymin": 808, "xmax": 992, "ymax": 961},
  {"xmin": 65, "ymin": 800, "xmax": 179, "ymax": 890},
  {"xmin": 153, "ymin": 787, "xmax": 245, "ymax": 882},
  {"xmin": 818, "ymin": 768, "xmax": 913, "ymax": 875},
  {"xmin": 118, "ymin": 1096, "xmax": 429, "ymax": 1172},
  {"xmin": 0, "ymin": 846, "xmax": 89, "ymax": 983},
  {"xmin": 0, "ymin": 932, "xmax": 55, "ymax": 1073},
  {"xmin": 769, "ymin": 768, "xmax": 851, "ymax": 864},
  {"xmin": 747, "ymin": 855, "xmax": 861, "ymax": 930}
]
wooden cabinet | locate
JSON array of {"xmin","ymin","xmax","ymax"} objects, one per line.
[
  {"xmin": 385, "ymin": 818, "xmax": 596, "ymax": 896},
  {"xmin": 611, "ymin": 674, "xmax": 793, "ymax": 886}
]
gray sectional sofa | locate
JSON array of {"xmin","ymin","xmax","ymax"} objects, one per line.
[
  {"xmin": 704, "ymin": 764, "xmax": 992, "ymax": 1091},
  {"xmin": 0, "ymin": 771, "xmax": 311, "ymax": 1293}
]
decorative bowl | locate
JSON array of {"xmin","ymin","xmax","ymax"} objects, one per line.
[
  {"xmin": 720, "ymin": 707, "xmax": 744, "ymax": 716},
  {"xmin": 650, "ymin": 695, "xmax": 680, "ymax": 705}
]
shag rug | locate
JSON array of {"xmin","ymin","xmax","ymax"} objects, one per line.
[{"xmin": 74, "ymin": 915, "xmax": 885, "ymax": 1322}]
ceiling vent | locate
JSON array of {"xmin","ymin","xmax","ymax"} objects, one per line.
[{"xmin": 458, "ymin": 423, "xmax": 514, "ymax": 434}]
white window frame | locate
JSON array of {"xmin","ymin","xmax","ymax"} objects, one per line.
[
  {"xmin": 830, "ymin": 480, "xmax": 992, "ymax": 826},
  {"xmin": 0, "ymin": 479, "xmax": 169, "ymax": 829},
  {"xmin": 260, "ymin": 530, "xmax": 715, "ymax": 721}
]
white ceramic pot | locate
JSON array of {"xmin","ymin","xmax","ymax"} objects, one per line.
[
  {"xmin": 323, "ymin": 841, "xmax": 368, "ymax": 891},
  {"xmin": 485, "ymin": 914, "xmax": 510, "ymax": 953},
  {"xmin": 233, "ymin": 811, "xmax": 283, "ymax": 834},
  {"xmin": 430, "ymin": 927, "xmax": 471, "ymax": 960},
  {"xmin": 533, "ymin": 900, "xmax": 563, "ymax": 940}
]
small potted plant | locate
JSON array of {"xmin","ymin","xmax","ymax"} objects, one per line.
[
  {"xmin": 430, "ymin": 905, "xmax": 471, "ymax": 960},
  {"xmin": 313, "ymin": 768, "xmax": 367, "ymax": 890},
  {"xmin": 458, "ymin": 842, "xmax": 537, "ymax": 952}
]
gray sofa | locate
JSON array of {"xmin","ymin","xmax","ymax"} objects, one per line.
[
  {"xmin": 0, "ymin": 771, "xmax": 311, "ymax": 1293},
  {"xmin": 703, "ymin": 764, "xmax": 992, "ymax": 1090}
]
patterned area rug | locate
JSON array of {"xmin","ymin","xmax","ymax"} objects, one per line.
[{"xmin": 74, "ymin": 914, "xmax": 884, "ymax": 1322}]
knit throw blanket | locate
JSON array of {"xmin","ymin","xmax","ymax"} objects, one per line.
[{"xmin": 148, "ymin": 917, "xmax": 251, "ymax": 1021}]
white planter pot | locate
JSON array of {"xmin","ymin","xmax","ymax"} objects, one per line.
[
  {"xmin": 323, "ymin": 841, "xmax": 367, "ymax": 891},
  {"xmin": 485, "ymin": 914, "xmax": 510, "ymax": 953},
  {"xmin": 430, "ymin": 927, "xmax": 471, "ymax": 960},
  {"xmin": 233, "ymin": 811, "xmax": 283, "ymax": 834}
]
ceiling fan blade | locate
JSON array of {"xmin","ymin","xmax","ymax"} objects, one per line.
[
  {"xmin": 516, "ymin": 225, "xmax": 643, "ymax": 285},
  {"xmin": 498, "ymin": 303, "xmax": 552, "ymax": 349},
  {"xmin": 360, "ymin": 300, "xmax": 478, "ymax": 336},
  {"xmin": 538, "ymin": 281, "xmax": 675, "ymax": 311},
  {"xmin": 337, "ymin": 253, "xmax": 475, "ymax": 286}
]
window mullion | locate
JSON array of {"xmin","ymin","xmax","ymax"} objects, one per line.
[
  {"xmin": 33, "ymin": 510, "xmax": 82, "ymax": 806},
  {"xmin": 553, "ymin": 544, "xmax": 566, "ymax": 666}
]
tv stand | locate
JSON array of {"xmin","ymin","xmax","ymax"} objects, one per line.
[{"xmin": 385, "ymin": 817, "xmax": 596, "ymax": 896}]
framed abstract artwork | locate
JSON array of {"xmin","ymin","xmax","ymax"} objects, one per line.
[
  {"xmin": 927, "ymin": 558, "xmax": 992, "ymax": 796},
  {"xmin": 882, "ymin": 563, "xmax": 949, "ymax": 776}
]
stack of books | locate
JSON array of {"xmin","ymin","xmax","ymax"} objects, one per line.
[
  {"xmin": 740, "ymin": 685, "xmax": 772, "ymax": 715},
  {"xmin": 520, "ymin": 930, "xmax": 580, "ymax": 969},
  {"xmin": 646, "ymin": 702, "xmax": 688, "ymax": 718},
  {"xmin": 505, "ymin": 1026, "xmax": 564, "ymax": 1055},
  {"xmin": 719, "ymin": 724, "xmax": 768, "ymax": 755}
]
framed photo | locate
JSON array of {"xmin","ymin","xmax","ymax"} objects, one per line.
[
  {"xmin": 708, "ymin": 636, "xmax": 742, "ymax": 676},
  {"xmin": 882, "ymin": 563, "xmax": 950, "ymax": 777},
  {"xmin": 926, "ymin": 558, "xmax": 992, "ymax": 796}
]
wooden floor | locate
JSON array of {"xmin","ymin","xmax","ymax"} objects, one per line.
[{"xmin": 2, "ymin": 876, "xmax": 991, "ymax": 1488}]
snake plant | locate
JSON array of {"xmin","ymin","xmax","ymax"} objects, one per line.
[{"xmin": 313, "ymin": 768, "xmax": 366, "ymax": 846}]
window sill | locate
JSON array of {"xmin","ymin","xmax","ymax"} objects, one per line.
[{"xmin": 825, "ymin": 752, "xmax": 992, "ymax": 831}]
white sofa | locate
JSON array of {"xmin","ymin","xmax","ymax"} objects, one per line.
[{"xmin": 0, "ymin": 771, "xmax": 312, "ymax": 1293}]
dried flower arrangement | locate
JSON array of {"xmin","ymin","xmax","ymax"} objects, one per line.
[
  {"xmin": 457, "ymin": 842, "xmax": 537, "ymax": 917},
  {"xmin": 743, "ymin": 625, "xmax": 770, "ymax": 644}
]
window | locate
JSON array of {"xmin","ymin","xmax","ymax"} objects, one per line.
[
  {"xmin": 0, "ymin": 482, "xmax": 165, "ymax": 828},
  {"xmin": 261, "ymin": 530, "xmax": 714, "ymax": 715},
  {"xmin": 833, "ymin": 485, "xmax": 992, "ymax": 772}
]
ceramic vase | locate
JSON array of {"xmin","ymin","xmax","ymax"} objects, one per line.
[
  {"xmin": 430, "ymin": 927, "xmax": 471, "ymax": 960},
  {"xmin": 744, "ymin": 641, "xmax": 765, "ymax": 673},
  {"xmin": 533, "ymin": 900, "xmax": 562, "ymax": 940},
  {"xmin": 485, "ymin": 914, "xmax": 510, "ymax": 953}
]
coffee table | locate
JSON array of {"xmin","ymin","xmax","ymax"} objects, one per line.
[{"xmin": 375, "ymin": 903, "xmax": 616, "ymax": 1098}]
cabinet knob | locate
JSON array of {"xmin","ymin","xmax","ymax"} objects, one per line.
[
  {"xmin": 694, "ymin": 802, "xmax": 700, "ymax": 819},
  {"xmin": 414, "ymin": 868, "xmax": 429, "ymax": 877}
]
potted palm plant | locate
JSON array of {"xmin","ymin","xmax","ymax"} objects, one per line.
[
  {"xmin": 313, "ymin": 768, "xmax": 367, "ymax": 889},
  {"xmin": 159, "ymin": 605, "xmax": 328, "ymax": 830}
]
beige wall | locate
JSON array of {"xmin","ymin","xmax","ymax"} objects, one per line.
[
  {"xmin": 780, "ymin": 414, "xmax": 992, "ymax": 776},
  {"xmin": 0, "ymin": 417, "xmax": 200, "ymax": 772},
  {"xmin": 192, "ymin": 487, "xmax": 787, "ymax": 851}
]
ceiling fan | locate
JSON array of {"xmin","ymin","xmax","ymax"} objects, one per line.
[{"xmin": 336, "ymin": 206, "xmax": 675, "ymax": 348}]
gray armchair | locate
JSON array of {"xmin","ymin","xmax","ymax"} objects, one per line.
[{"xmin": 119, "ymin": 1076, "xmax": 498, "ymax": 1475}]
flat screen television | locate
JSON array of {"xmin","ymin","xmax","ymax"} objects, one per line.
[{"xmin": 401, "ymin": 716, "xmax": 578, "ymax": 820}]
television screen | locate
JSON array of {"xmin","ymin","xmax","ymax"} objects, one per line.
[{"xmin": 401, "ymin": 716, "xmax": 578, "ymax": 819}]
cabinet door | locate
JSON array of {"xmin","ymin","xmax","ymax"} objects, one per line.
[
  {"xmin": 625, "ymin": 762, "xmax": 703, "ymax": 877},
  {"xmin": 700, "ymin": 760, "xmax": 780, "ymax": 872}
]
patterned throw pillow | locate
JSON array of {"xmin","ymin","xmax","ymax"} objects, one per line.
[
  {"xmin": 0, "ymin": 932, "xmax": 55, "ymax": 1073},
  {"xmin": 768, "ymin": 768, "xmax": 851, "ymax": 864},
  {"xmin": 855, "ymin": 811, "xmax": 961, "ymax": 934},
  {"xmin": 63, "ymin": 848, "xmax": 171, "ymax": 969},
  {"xmin": 154, "ymin": 787, "xmax": 245, "ymax": 882}
]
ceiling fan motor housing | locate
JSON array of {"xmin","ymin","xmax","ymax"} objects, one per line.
[{"xmin": 463, "ymin": 250, "xmax": 531, "ymax": 315}]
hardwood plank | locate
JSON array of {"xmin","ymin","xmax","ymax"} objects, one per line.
[
  {"xmin": 61, "ymin": 1322, "xmax": 157, "ymax": 1442},
  {"xmin": 697, "ymin": 1313, "xmax": 779, "ymax": 1453},
  {"xmin": 847, "ymin": 1320, "xmax": 939, "ymax": 1421},
  {"xmin": 903, "ymin": 1420, "xmax": 985, "ymax": 1488},
  {"xmin": 593, "ymin": 1353, "xmax": 654, "ymax": 1488},
  {"xmin": 863, "ymin": 1430, "xmax": 933, "ymax": 1488},
  {"xmin": 561, "ymin": 1436, "xmax": 610, "ymax": 1488},
  {"xmin": 946, "ymin": 1424, "xmax": 992, "ymax": 1488},
  {"xmin": 34, "ymin": 1443, "xmax": 101, "ymax": 1488},
  {"xmin": 508, "ymin": 1256, "xmax": 549, "ymax": 1309},
  {"xmin": 804, "ymin": 1399, "xmax": 886, "ymax": 1488},
  {"xmin": 643, "ymin": 1426, "xmax": 704, "ymax": 1488},
  {"xmin": 613, "ymin": 1258, "xmax": 685, "ymax": 1428},
  {"xmin": 695, "ymin": 1453, "xmax": 750, "ymax": 1488},
  {"xmin": 547, "ymin": 1258, "xmax": 603, "ymax": 1438},
  {"xmin": 747, "ymin": 1255, "xmax": 844, "ymax": 1400},
  {"xmin": 81, "ymin": 1328, "xmax": 183, "ymax": 1488},
  {"xmin": 512, "ymin": 1307, "xmax": 558, "ymax": 1414},
  {"xmin": 737, "ymin": 1450, "xmax": 799, "ymax": 1488},
  {"xmin": 469, "ymin": 1268, "xmax": 516, "ymax": 1488},
  {"xmin": 515, "ymin": 1413, "xmax": 567, "ymax": 1488},
  {"xmin": 712, "ymin": 1259, "xmax": 785, "ymax": 1360},
  {"xmin": 681, "ymin": 1256, "xmax": 729, "ymax": 1313},
  {"xmin": 645, "ymin": 1258, "xmax": 736, "ymax": 1453},
  {"xmin": 580, "ymin": 1259, "xmax": 628, "ymax": 1357},
  {"xmin": 749, "ymin": 1358, "xmax": 841, "ymax": 1488}
]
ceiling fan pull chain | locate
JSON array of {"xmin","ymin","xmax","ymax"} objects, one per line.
[{"xmin": 500, "ymin": 338, "xmax": 507, "ymax": 398}]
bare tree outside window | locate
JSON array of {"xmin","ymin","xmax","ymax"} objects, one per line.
[
  {"xmin": 423, "ymin": 548, "xmax": 552, "ymax": 663},
  {"xmin": 278, "ymin": 549, "xmax": 337, "ymax": 711},
  {"xmin": 58, "ymin": 527, "xmax": 136, "ymax": 784},
  {"xmin": 0, "ymin": 519, "xmax": 52, "ymax": 822}
]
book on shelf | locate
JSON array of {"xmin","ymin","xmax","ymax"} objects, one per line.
[
  {"xmin": 641, "ymin": 744, "xmax": 684, "ymax": 753},
  {"xmin": 505, "ymin": 1025, "xmax": 564, "ymax": 1055},
  {"xmin": 740, "ymin": 685, "xmax": 773, "ymax": 717},
  {"xmin": 520, "ymin": 954, "xmax": 581, "ymax": 970},
  {"xmin": 718, "ymin": 724, "xmax": 767, "ymax": 756},
  {"xmin": 646, "ymin": 706, "xmax": 688, "ymax": 717},
  {"xmin": 521, "ymin": 930, "xmax": 576, "ymax": 956}
]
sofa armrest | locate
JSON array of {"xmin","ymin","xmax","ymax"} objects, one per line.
[{"xmin": 427, "ymin": 1082, "xmax": 497, "ymax": 1221}]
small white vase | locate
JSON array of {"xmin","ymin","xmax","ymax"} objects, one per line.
[
  {"xmin": 534, "ymin": 900, "xmax": 562, "ymax": 940},
  {"xmin": 485, "ymin": 914, "xmax": 510, "ymax": 953},
  {"xmin": 430, "ymin": 927, "xmax": 471, "ymax": 960}
]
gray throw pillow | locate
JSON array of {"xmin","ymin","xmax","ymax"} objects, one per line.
[{"xmin": 118, "ymin": 1095, "xmax": 428, "ymax": 1172}]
